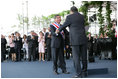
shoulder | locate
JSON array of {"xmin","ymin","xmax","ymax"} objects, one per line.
[
  {"xmin": 66, "ymin": 13, "xmax": 79, "ymax": 19},
  {"xmin": 50, "ymin": 24, "xmax": 55, "ymax": 30},
  {"xmin": 46, "ymin": 32, "xmax": 49, "ymax": 34},
  {"xmin": 50, "ymin": 24, "xmax": 54, "ymax": 28},
  {"xmin": 66, "ymin": 14, "xmax": 72, "ymax": 18},
  {"xmin": 45, "ymin": 32, "xmax": 49, "ymax": 35},
  {"xmin": 78, "ymin": 12, "xmax": 84, "ymax": 18},
  {"xmin": 27, "ymin": 36, "xmax": 31, "ymax": 39},
  {"xmin": 28, "ymin": 35, "xmax": 30, "ymax": 37},
  {"xmin": 50, "ymin": 24, "xmax": 53, "ymax": 27}
]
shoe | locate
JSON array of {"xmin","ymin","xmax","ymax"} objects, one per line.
[
  {"xmin": 15, "ymin": 60, "xmax": 18, "ymax": 62},
  {"xmin": 82, "ymin": 71, "xmax": 88, "ymax": 77},
  {"xmin": 24, "ymin": 58, "xmax": 26, "ymax": 61},
  {"xmin": 47, "ymin": 59, "xmax": 50, "ymax": 61},
  {"xmin": 33, "ymin": 59, "xmax": 36, "ymax": 61},
  {"xmin": 28, "ymin": 59, "xmax": 31, "ymax": 62},
  {"xmin": 72, "ymin": 75, "xmax": 82, "ymax": 78},
  {"xmin": 54, "ymin": 71, "xmax": 59, "ymax": 75},
  {"xmin": 62, "ymin": 71, "xmax": 70, "ymax": 74}
]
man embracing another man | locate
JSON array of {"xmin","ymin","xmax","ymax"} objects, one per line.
[{"xmin": 56, "ymin": 6, "xmax": 88, "ymax": 78}]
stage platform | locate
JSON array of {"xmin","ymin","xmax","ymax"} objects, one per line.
[{"xmin": 1, "ymin": 57, "xmax": 117, "ymax": 78}]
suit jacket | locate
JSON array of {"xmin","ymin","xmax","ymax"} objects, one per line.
[
  {"xmin": 50, "ymin": 24, "xmax": 64, "ymax": 48},
  {"xmin": 50, "ymin": 24, "xmax": 70, "ymax": 48},
  {"xmin": 45, "ymin": 32, "xmax": 51, "ymax": 46},
  {"xmin": 14, "ymin": 37, "xmax": 22, "ymax": 49},
  {"xmin": 35, "ymin": 35, "xmax": 38, "ymax": 47},
  {"xmin": 59, "ymin": 12, "xmax": 87, "ymax": 45},
  {"xmin": 27, "ymin": 35, "xmax": 38, "ymax": 48},
  {"xmin": 1, "ymin": 38, "xmax": 7, "ymax": 50}
]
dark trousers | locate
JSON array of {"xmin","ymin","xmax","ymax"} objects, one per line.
[
  {"xmin": 15, "ymin": 48, "xmax": 21, "ymax": 61},
  {"xmin": 51, "ymin": 47, "xmax": 66, "ymax": 72},
  {"xmin": 47, "ymin": 45, "xmax": 51, "ymax": 61},
  {"xmin": 28, "ymin": 47, "xmax": 36, "ymax": 61},
  {"xmin": 65, "ymin": 47, "xmax": 71, "ymax": 59},
  {"xmin": 72, "ymin": 44, "xmax": 87, "ymax": 76},
  {"xmin": 1, "ymin": 48, "xmax": 5, "ymax": 62}
]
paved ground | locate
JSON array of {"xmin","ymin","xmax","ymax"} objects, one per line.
[{"xmin": 1, "ymin": 57, "xmax": 117, "ymax": 78}]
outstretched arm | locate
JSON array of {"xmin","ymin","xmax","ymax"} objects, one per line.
[{"xmin": 59, "ymin": 16, "xmax": 71, "ymax": 32}]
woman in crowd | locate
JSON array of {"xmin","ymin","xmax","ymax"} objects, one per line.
[
  {"xmin": 9, "ymin": 34, "xmax": 16, "ymax": 61},
  {"xmin": 38, "ymin": 31, "xmax": 45, "ymax": 61},
  {"xmin": 22, "ymin": 35, "xmax": 28, "ymax": 60},
  {"xmin": 8, "ymin": 35, "xmax": 11, "ymax": 47}
]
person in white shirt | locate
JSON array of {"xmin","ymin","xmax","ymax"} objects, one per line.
[{"xmin": 22, "ymin": 35, "xmax": 28, "ymax": 60}]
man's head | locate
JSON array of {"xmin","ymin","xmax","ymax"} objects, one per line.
[
  {"xmin": 15, "ymin": 31, "xmax": 18, "ymax": 35},
  {"xmin": 1, "ymin": 34, "xmax": 3, "ymax": 38},
  {"xmin": 8, "ymin": 35, "xmax": 11, "ymax": 38},
  {"xmin": 30, "ymin": 30, "xmax": 34, "ymax": 35},
  {"xmin": 48, "ymin": 27, "xmax": 51, "ymax": 31},
  {"xmin": 15, "ymin": 32, "xmax": 19, "ymax": 37},
  {"xmin": 70, "ymin": 6, "xmax": 78, "ymax": 14},
  {"xmin": 17, "ymin": 32, "xmax": 20, "ymax": 37},
  {"xmin": 43, "ymin": 28, "xmax": 46, "ymax": 32},
  {"xmin": 54, "ymin": 14, "xmax": 61, "ymax": 24},
  {"xmin": 88, "ymin": 33, "xmax": 91, "ymax": 37}
]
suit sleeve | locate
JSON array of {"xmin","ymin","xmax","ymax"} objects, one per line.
[
  {"xmin": 45, "ymin": 33, "xmax": 48, "ymax": 43},
  {"xmin": 59, "ymin": 16, "xmax": 71, "ymax": 32},
  {"xmin": 50, "ymin": 25, "xmax": 58, "ymax": 37},
  {"xmin": 27, "ymin": 36, "xmax": 32, "ymax": 42},
  {"xmin": 20, "ymin": 38, "xmax": 22, "ymax": 46},
  {"xmin": 5, "ymin": 39, "xmax": 7, "ymax": 45}
]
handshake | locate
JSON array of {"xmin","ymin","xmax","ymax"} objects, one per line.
[{"xmin": 55, "ymin": 28, "xmax": 60, "ymax": 34}]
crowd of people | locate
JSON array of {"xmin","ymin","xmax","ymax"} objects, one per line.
[
  {"xmin": 87, "ymin": 20, "xmax": 117, "ymax": 62},
  {"xmin": 1, "ymin": 27, "xmax": 71, "ymax": 62}
]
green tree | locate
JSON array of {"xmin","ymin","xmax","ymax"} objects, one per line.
[
  {"xmin": 106, "ymin": 1, "xmax": 113, "ymax": 37},
  {"xmin": 106, "ymin": 1, "xmax": 112, "ymax": 28},
  {"xmin": 97, "ymin": 1, "xmax": 104, "ymax": 35},
  {"xmin": 79, "ymin": 1, "xmax": 89, "ymax": 26}
]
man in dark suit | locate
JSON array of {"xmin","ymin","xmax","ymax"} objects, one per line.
[
  {"xmin": 57, "ymin": 6, "xmax": 88, "ymax": 78},
  {"xmin": 45, "ymin": 27, "xmax": 51, "ymax": 61},
  {"xmin": 50, "ymin": 14, "xmax": 69, "ymax": 75},
  {"xmin": 27, "ymin": 31, "xmax": 38, "ymax": 61},
  {"xmin": 14, "ymin": 32, "xmax": 22, "ymax": 61},
  {"xmin": 1, "ymin": 35, "xmax": 7, "ymax": 62}
]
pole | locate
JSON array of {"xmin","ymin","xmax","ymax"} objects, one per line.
[
  {"xmin": 22, "ymin": 1, "xmax": 24, "ymax": 35},
  {"xmin": 26, "ymin": 1, "xmax": 28, "ymax": 35}
]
